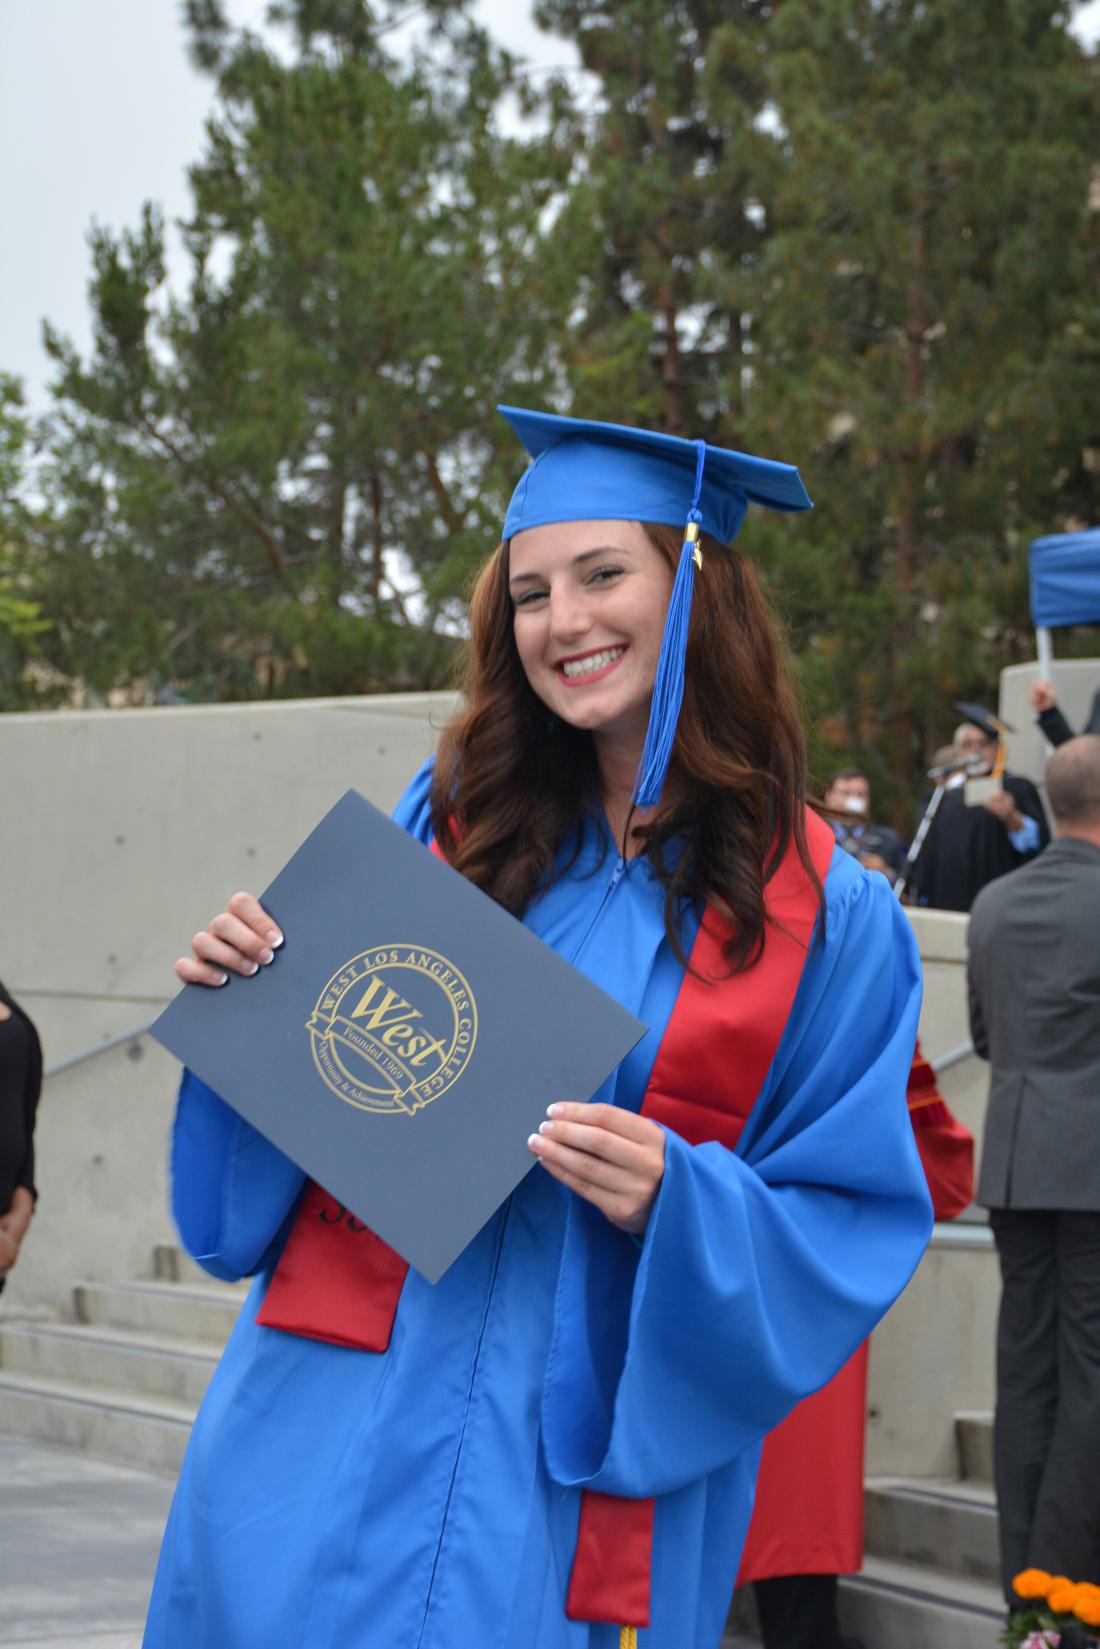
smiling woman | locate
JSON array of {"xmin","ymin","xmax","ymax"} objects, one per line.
[
  {"xmin": 437, "ymin": 498, "xmax": 814, "ymax": 975},
  {"xmin": 147, "ymin": 406, "xmax": 934, "ymax": 1649}
]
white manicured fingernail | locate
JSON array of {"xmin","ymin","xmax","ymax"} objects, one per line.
[
  {"xmin": 539, "ymin": 1121, "xmax": 554, "ymax": 1135},
  {"xmin": 547, "ymin": 1103, "xmax": 564, "ymax": 1118},
  {"xmin": 216, "ymin": 972, "xmax": 229, "ymax": 986},
  {"xmin": 245, "ymin": 962, "xmax": 259, "ymax": 976},
  {"xmin": 266, "ymin": 931, "xmax": 283, "ymax": 947},
  {"xmin": 258, "ymin": 948, "xmax": 274, "ymax": 965},
  {"xmin": 527, "ymin": 1134, "xmax": 542, "ymax": 1150}
]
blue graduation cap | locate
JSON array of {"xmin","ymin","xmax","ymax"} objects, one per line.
[{"xmin": 498, "ymin": 405, "xmax": 812, "ymax": 808}]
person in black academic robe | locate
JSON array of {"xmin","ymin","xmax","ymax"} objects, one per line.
[
  {"xmin": 911, "ymin": 706, "xmax": 1049, "ymax": 913},
  {"xmin": 0, "ymin": 979, "xmax": 42, "ymax": 1294}
]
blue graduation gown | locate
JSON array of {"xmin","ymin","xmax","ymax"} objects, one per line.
[{"xmin": 143, "ymin": 763, "xmax": 932, "ymax": 1649}]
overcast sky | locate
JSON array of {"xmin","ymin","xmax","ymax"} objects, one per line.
[{"xmin": 2, "ymin": 0, "xmax": 1098, "ymax": 411}]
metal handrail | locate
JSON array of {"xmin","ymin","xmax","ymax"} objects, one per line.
[
  {"xmin": 43, "ymin": 1018, "xmax": 159, "ymax": 1080},
  {"xmin": 930, "ymin": 1038, "xmax": 975, "ymax": 1075},
  {"xmin": 43, "ymin": 1027, "xmax": 977, "ymax": 1083}
]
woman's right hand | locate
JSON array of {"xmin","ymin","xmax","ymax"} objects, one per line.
[{"xmin": 175, "ymin": 892, "xmax": 284, "ymax": 988}]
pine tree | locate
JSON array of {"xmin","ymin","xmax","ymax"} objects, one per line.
[
  {"xmin": 0, "ymin": 376, "xmax": 51, "ymax": 709},
  {"xmin": 533, "ymin": 0, "xmax": 778, "ymax": 437},
  {"xmin": 32, "ymin": 0, "xmax": 573, "ymax": 703},
  {"xmin": 737, "ymin": 0, "xmax": 1100, "ymax": 809}
]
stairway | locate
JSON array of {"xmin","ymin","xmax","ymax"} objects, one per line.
[
  {"xmin": 0, "ymin": 1250, "xmax": 1005, "ymax": 1648},
  {"xmin": 0, "ymin": 1245, "xmax": 241, "ymax": 1476},
  {"xmin": 837, "ymin": 1414, "xmax": 1003, "ymax": 1649}
]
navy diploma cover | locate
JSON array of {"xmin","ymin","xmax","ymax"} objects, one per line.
[{"xmin": 151, "ymin": 790, "xmax": 646, "ymax": 1281}]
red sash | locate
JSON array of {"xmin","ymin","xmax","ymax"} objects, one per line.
[
  {"xmin": 256, "ymin": 1181, "xmax": 409, "ymax": 1348},
  {"xmin": 565, "ymin": 809, "xmax": 835, "ymax": 1628},
  {"xmin": 907, "ymin": 1038, "xmax": 974, "ymax": 1222},
  {"xmin": 256, "ymin": 839, "xmax": 460, "ymax": 1347}
]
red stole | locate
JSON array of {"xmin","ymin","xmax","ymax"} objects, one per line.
[
  {"xmin": 257, "ymin": 839, "xmax": 460, "ymax": 1344},
  {"xmin": 566, "ymin": 810, "xmax": 835, "ymax": 1628}
]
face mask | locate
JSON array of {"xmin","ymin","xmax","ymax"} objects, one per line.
[{"xmin": 844, "ymin": 796, "xmax": 867, "ymax": 815}]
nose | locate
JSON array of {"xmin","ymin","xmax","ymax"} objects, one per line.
[{"xmin": 546, "ymin": 581, "xmax": 591, "ymax": 646}]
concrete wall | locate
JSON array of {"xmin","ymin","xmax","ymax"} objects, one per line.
[
  {"xmin": 0, "ymin": 695, "xmax": 455, "ymax": 1313},
  {"xmin": 2, "ymin": 696, "xmax": 997, "ymax": 1474},
  {"xmin": 1000, "ymin": 655, "xmax": 1100, "ymax": 788},
  {"xmin": 869, "ymin": 907, "xmax": 995, "ymax": 1478}
]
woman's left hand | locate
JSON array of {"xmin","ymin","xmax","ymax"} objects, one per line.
[
  {"xmin": 0, "ymin": 1187, "xmax": 34, "ymax": 1248},
  {"xmin": 528, "ymin": 1103, "xmax": 665, "ymax": 1236}
]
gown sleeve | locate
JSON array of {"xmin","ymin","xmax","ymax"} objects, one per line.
[
  {"xmin": 1038, "ymin": 704, "xmax": 1075, "ymax": 748},
  {"xmin": 170, "ymin": 759, "xmax": 437, "ymax": 1281},
  {"xmin": 1007, "ymin": 775, "xmax": 1050, "ymax": 848},
  {"xmin": 541, "ymin": 860, "xmax": 933, "ymax": 1499}
]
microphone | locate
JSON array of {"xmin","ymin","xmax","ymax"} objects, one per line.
[{"xmin": 927, "ymin": 754, "xmax": 986, "ymax": 780}]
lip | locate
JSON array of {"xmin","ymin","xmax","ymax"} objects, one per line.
[{"xmin": 553, "ymin": 645, "xmax": 628, "ymax": 688}]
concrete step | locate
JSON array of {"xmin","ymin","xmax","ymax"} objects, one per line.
[
  {"xmin": 865, "ymin": 1477, "xmax": 999, "ymax": 1583},
  {"xmin": 152, "ymin": 1242, "xmax": 248, "ymax": 1293},
  {"xmin": 955, "ymin": 1411, "xmax": 994, "ymax": 1484},
  {"xmin": 0, "ymin": 1368, "xmax": 193, "ymax": 1476},
  {"xmin": 74, "ymin": 1278, "xmax": 244, "ymax": 1342},
  {"xmin": 839, "ymin": 1554, "xmax": 1003, "ymax": 1649},
  {"xmin": 0, "ymin": 1320, "xmax": 219, "ymax": 1407}
]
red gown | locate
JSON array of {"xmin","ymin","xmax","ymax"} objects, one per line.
[{"xmin": 736, "ymin": 1042, "xmax": 975, "ymax": 1582}]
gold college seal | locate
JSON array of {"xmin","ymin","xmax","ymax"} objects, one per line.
[{"xmin": 306, "ymin": 946, "xmax": 477, "ymax": 1115}]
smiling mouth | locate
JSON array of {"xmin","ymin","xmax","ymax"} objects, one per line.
[{"xmin": 557, "ymin": 646, "xmax": 626, "ymax": 681}]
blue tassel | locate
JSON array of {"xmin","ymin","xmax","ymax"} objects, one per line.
[{"xmin": 632, "ymin": 441, "xmax": 707, "ymax": 809}]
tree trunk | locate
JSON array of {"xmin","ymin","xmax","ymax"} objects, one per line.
[{"xmin": 892, "ymin": 181, "xmax": 928, "ymax": 796}]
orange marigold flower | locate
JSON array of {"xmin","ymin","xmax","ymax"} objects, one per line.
[
  {"xmin": 1048, "ymin": 1584, "xmax": 1076, "ymax": 1614},
  {"xmin": 1013, "ymin": 1570, "xmax": 1054, "ymax": 1599},
  {"xmin": 1075, "ymin": 1590, "xmax": 1100, "ymax": 1628}
]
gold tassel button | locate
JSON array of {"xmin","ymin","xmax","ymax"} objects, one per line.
[{"xmin": 684, "ymin": 518, "xmax": 703, "ymax": 570}]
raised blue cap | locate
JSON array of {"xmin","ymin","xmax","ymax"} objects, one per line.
[
  {"xmin": 499, "ymin": 405, "xmax": 811, "ymax": 543},
  {"xmin": 497, "ymin": 405, "xmax": 812, "ymax": 810}
]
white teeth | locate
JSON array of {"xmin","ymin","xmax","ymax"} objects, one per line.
[{"xmin": 561, "ymin": 647, "xmax": 624, "ymax": 679}]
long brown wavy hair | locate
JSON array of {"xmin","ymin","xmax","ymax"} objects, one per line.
[{"xmin": 431, "ymin": 522, "xmax": 823, "ymax": 973}]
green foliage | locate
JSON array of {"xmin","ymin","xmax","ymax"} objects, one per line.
[
  {"xmin": 28, "ymin": 0, "xmax": 572, "ymax": 704},
  {"xmin": 0, "ymin": 376, "xmax": 53, "ymax": 710},
  {"xmin": 533, "ymin": 0, "xmax": 777, "ymax": 436},
  {"xmin": 736, "ymin": 0, "xmax": 1100, "ymax": 813}
]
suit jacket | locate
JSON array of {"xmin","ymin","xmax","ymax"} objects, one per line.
[{"xmin": 968, "ymin": 837, "xmax": 1100, "ymax": 1210}]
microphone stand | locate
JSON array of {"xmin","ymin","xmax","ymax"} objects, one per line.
[
  {"xmin": 894, "ymin": 787, "xmax": 945, "ymax": 903},
  {"xmin": 894, "ymin": 758, "xmax": 984, "ymax": 903}
]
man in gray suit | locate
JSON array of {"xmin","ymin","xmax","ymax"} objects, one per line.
[{"xmin": 968, "ymin": 735, "xmax": 1100, "ymax": 1604}]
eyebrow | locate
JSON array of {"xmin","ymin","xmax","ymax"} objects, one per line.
[{"xmin": 508, "ymin": 546, "xmax": 628, "ymax": 586}]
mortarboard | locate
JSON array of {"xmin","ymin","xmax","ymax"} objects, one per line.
[
  {"xmin": 498, "ymin": 406, "xmax": 812, "ymax": 808},
  {"xmin": 953, "ymin": 702, "xmax": 1016, "ymax": 741}
]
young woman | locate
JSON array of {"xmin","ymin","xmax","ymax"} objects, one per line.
[{"xmin": 144, "ymin": 409, "xmax": 933, "ymax": 1649}]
